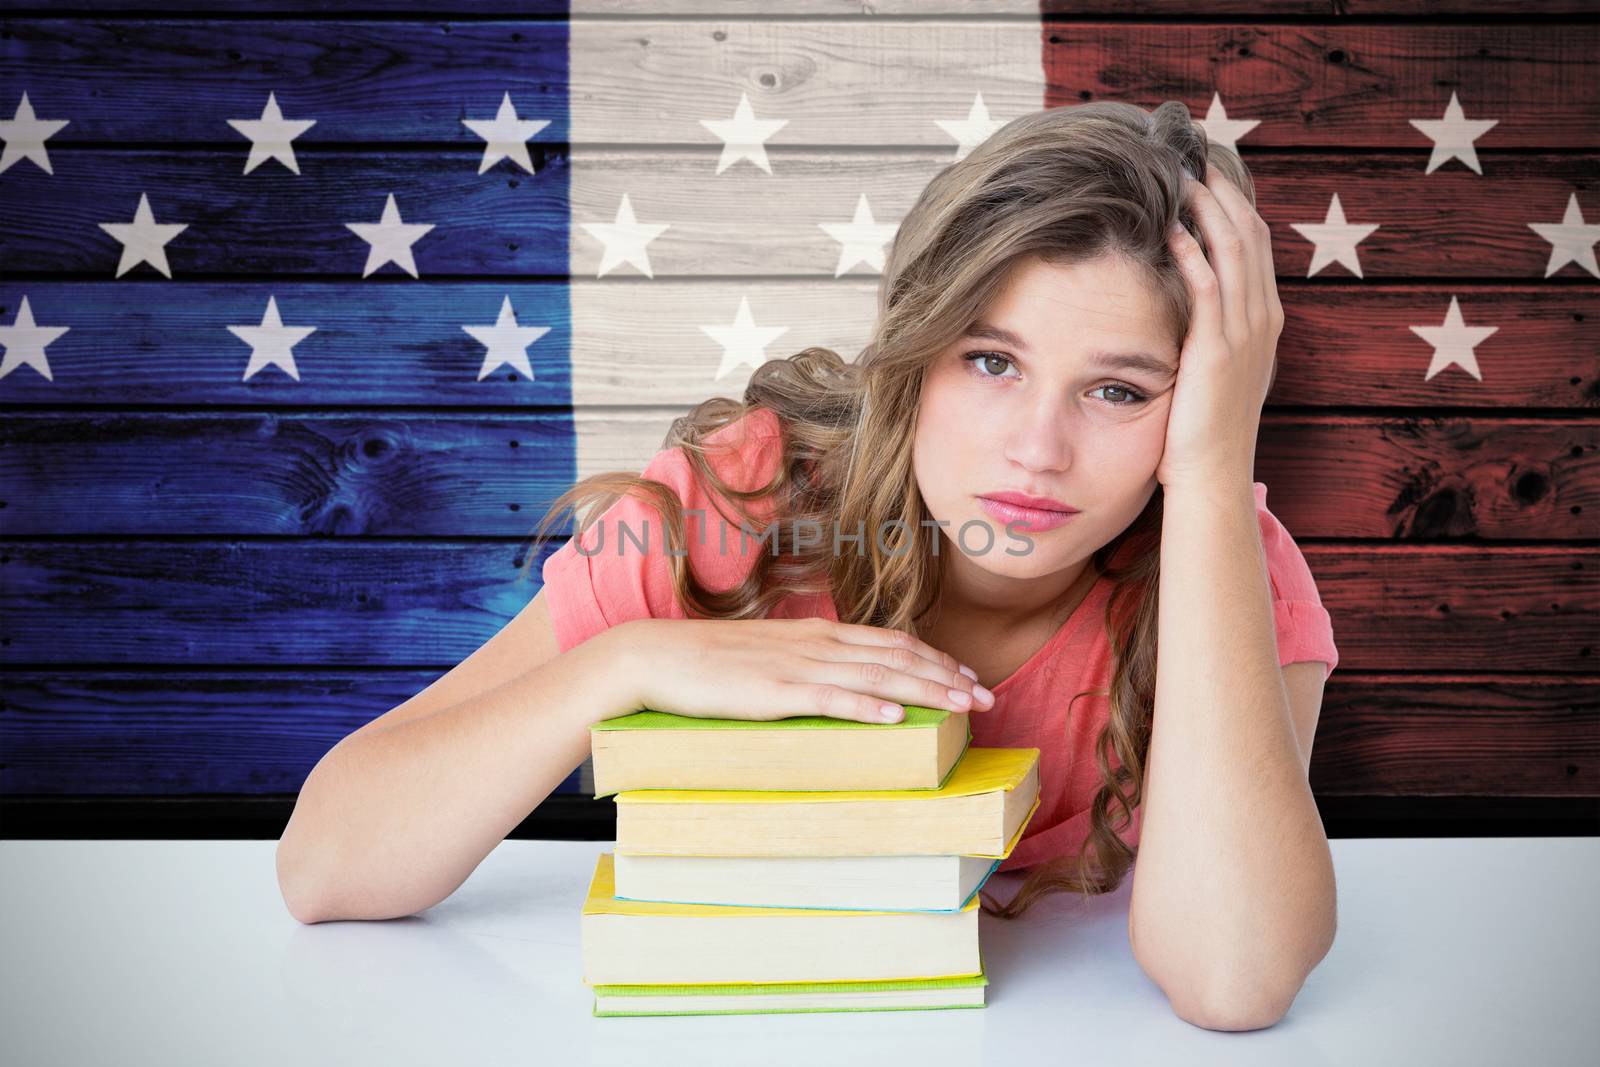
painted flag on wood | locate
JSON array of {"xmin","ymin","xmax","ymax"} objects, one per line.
[{"xmin": 0, "ymin": 4, "xmax": 1595, "ymax": 828}]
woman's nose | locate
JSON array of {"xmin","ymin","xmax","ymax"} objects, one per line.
[{"xmin": 1003, "ymin": 397, "xmax": 1075, "ymax": 471}]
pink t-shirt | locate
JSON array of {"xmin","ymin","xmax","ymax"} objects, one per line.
[{"xmin": 541, "ymin": 407, "xmax": 1339, "ymax": 873}]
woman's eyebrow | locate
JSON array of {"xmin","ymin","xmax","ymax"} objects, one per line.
[
  {"xmin": 1088, "ymin": 351, "xmax": 1178, "ymax": 378},
  {"xmin": 963, "ymin": 321, "xmax": 1031, "ymax": 352},
  {"xmin": 965, "ymin": 321, "xmax": 1176, "ymax": 378}
]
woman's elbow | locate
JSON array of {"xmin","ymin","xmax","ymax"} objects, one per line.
[
  {"xmin": 276, "ymin": 834, "xmax": 332, "ymax": 924},
  {"xmin": 1166, "ymin": 969, "xmax": 1304, "ymax": 1031}
]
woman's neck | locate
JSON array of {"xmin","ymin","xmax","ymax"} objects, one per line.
[
  {"xmin": 911, "ymin": 553, "xmax": 1101, "ymax": 690},
  {"xmin": 919, "ymin": 550, "xmax": 1101, "ymax": 633}
]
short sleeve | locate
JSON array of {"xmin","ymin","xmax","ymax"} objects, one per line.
[
  {"xmin": 539, "ymin": 410, "xmax": 785, "ymax": 654},
  {"xmin": 1254, "ymin": 481, "xmax": 1340, "ymax": 681},
  {"xmin": 539, "ymin": 447, "xmax": 677, "ymax": 653}
]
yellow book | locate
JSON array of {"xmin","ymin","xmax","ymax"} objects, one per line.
[
  {"xmin": 582, "ymin": 852, "xmax": 985, "ymax": 986},
  {"xmin": 613, "ymin": 746, "xmax": 1041, "ymax": 858},
  {"xmin": 612, "ymin": 786, "xmax": 1036, "ymax": 911}
]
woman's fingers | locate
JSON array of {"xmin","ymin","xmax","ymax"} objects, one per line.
[
  {"xmin": 805, "ymin": 620, "xmax": 992, "ymax": 713},
  {"xmin": 1203, "ymin": 170, "xmax": 1277, "ymax": 333},
  {"xmin": 809, "ymin": 623, "xmax": 993, "ymax": 709},
  {"xmin": 635, "ymin": 618, "xmax": 993, "ymax": 728},
  {"xmin": 1182, "ymin": 176, "xmax": 1251, "ymax": 337},
  {"xmin": 786, "ymin": 681, "xmax": 914, "ymax": 724},
  {"xmin": 803, "ymin": 646, "xmax": 993, "ymax": 713},
  {"xmin": 1169, "ymin": 221, "xmax": 1224, "ymax": 348},
  {"xmin": 812, "ymin": 639, "xmax": 985, "ymax": 703},
  {"xmin": 826, "ymin": 620, "xmax": 976, "ymax": 680}
]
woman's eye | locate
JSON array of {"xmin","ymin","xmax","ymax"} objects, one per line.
[
  {"xmin": 1089, "ymin": 383, "xmax": 1150, "ymax": 407},
  {"xmin": 962, "ymin": 351, "xmax": 1017, "ymax": 378},
  {"xmin": 962, "ymin": 352, "xmax": 1149, "ymax": 407}
]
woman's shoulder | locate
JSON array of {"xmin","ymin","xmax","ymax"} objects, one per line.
[
  {"xmin": 1250, "ymin": 481, "xmax": 1323, "ymax": 603},
  {"xmin": 1252, "ymin": 480, "xmax": 1340, "ymax": 674},
  {"xmin": 539, "ymin": 407, "xmax": 791, "ymax": 651},
  {"xmin": 704, "ymin": 404, "xmax": 784, "ymax": 447},
  {"xmin": 698, "ymin": 405, "xmax": 786, "ymax": 477},
  {"xmin": 643, "ymin": 406, "xmax": 786, "ymax": 504}
]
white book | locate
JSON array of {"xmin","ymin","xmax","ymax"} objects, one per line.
[{"xmin": 611, "ymin": 850, "xmax": 1005, "ymax": 912}]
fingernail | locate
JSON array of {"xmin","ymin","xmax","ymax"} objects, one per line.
[
  {"xmin": 958, "ymin": 664, "xmax": 977, "ymax": 680},
  {"xmin": 880, "ymin": 703, "xmax": 902, "ymax": 721},
  {"xmin": 974, "ymin": 684, "xmax": 994, "ymax": 704},
  {"xmin": 947, "ymin": 688, "xmax": 971, "ymax": 706},
  {"xmin": 1170, "ymin": 220, "xmax": 1186, "ymax": 236}
]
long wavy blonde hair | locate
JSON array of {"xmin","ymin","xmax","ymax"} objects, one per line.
[{"xmin": 525, "ymin": 99, "xmax": 1259, "ymax": 919}]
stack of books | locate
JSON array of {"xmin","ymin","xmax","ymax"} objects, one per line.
[{"xmin": 578, "ymin": 704, "xmax": 1042, "ymax": 1017}]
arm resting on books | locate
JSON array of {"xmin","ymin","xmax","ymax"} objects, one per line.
[
  {"xmin": 275, "ymin": 603, "xmax": 641, "ymax": 924},
  {"xmin": 1127, "ymin": 477, "xmax": 1337, "ymax": 1031}
]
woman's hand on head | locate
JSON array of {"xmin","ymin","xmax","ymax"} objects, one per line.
[
  {"xmin": 1157, "ymin": 168, "xmax": 1284, "ymax": 492},
  {"xmin": 611, "ymin": 617, "xmax": 995, "ymax": 724}
]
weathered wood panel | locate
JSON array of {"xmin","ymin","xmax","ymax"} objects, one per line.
[
  {"xmin": 0, "ymin": 670, "xmax": 590, "ymax": 794},
  {"xmin": 1307, "ymin": 676, "xmax": 1599, "ymax": 797},
  {"xmin": 3, "ymin": 671, "xmax": 1592, "ymax": 796},
  {"xmin": 2, "ymin": 3, "xmax": 1594, "ymax": 832},
  {"xmin": 3, "ymin": 151, "xmax": 1594, "ymax": 278},
  {"xmin": 3, "ymin": 412, "xmax": 1595, "ymax": 536},
  {"xmin": 4, "ymin": 19, "xmax": 1592, "ymax": 146},
  {"xmin": 15, "ymin": 3, "xmax": 1597, "ymax": 17},
  {"xmin": 1, "ymin": 541, "xmax": 1592, "ymax": 670},
  {"xmin": 1, "ymin": 283, "xmax": 1590, "ymax": 409}
]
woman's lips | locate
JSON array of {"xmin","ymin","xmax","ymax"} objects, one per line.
[{"xmin": 978, "ymin": 495, "xmax": 1081, "ymax": 532}]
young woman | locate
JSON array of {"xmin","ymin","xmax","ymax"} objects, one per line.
[{"xmin": 277, "ymin": 100, "xmax": 1339, "ymax": 1030}]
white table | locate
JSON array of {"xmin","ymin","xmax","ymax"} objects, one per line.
[{"xmin": 2, "ymin": 837, "xmax": 1596, "ymax": 1066}]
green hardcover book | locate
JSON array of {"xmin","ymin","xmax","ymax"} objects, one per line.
[
  {"xmin": 592, "ymin": 964, "xmax": 989, "ymax": 1017},
  {"xmin": 588, "ymin": 704, "xmax": 971, "ymax": 797}
]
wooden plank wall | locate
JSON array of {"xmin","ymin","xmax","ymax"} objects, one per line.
[{"xmin": 1, "ymin": 1, "xmax": 1595, "ymax": 837}]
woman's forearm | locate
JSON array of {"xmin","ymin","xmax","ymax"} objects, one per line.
[
  {"xmin": 276, "ymin": 625, "xmax": 641, "ymax": 923},
  {"xmin": 1131, "ymin": 476, "xmax": 1335, "ymax": 1021}
]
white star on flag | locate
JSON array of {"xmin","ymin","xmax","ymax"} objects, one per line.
[
  {"xmin": 1527, "ymin": 193, "xmax": 1600, "ymax": 278},
  {"xmin": 698, "ymin": 92, "xmax": 788, "ymax": 175},
  {"xmin": 819, "ymin": 194, "xmax": 899, "ymax": 276},
  {"xmin": 1409, "ymin": 296, "xmax": 1497, "ymax": 382},
  {"xmin": 579, "ymin": 193, "xmax": 671, "ymax": 278},
  {"xmin": 226, "ymin": 295, "xmax": 317, "ymax": 382},
  {"xmin": 462, "ymin": 295, "xmax": 551, "ymax": 381},
  {"xmin": 0, "ymin": 91, "xmax": 70, "ymax": 176},
  {"xmin": 344, "ymin": 193, "xmax": 436, "ymax": 278},
  {"xmin": 0, "ymin": 295, "xmax": 70, "ymax": 381},
  {"xmin": 1196, "ymin": 91, "xmax": 1260, "ymax": 154},
  {"xmin": 934, "ymin": 92, "xmax": 1008, "ymax": 162},
  {"xmin": 700, "ymin": 296, "xmax": 791, "ymax": 381},
  {"xmin": 225, "ymin": 91, "xmax": 317, "ymax": 175},
  {"xmin": 98, "ymin": 192, "xmax": 189, "ymax": 278},
  {"xmin": 1408, "ymin": 92, "xmax": 1498, "ymax": 175},
  {"xmin": 462, "ymin": 92, "xmax": 551, "ymax": 176},
  {"xmin": 1289, "ymin": 193, "xmax": 1380, "ymax": 278}
]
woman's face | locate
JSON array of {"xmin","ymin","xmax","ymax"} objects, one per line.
[{"xmin": 913, "ymin": 252, "xmax": 1180, "ymax": 583}]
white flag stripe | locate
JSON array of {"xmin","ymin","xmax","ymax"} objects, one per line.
[
  {"xmin": 568, "ymin": 150, "xmax": 967, "ymax": 277},
  {"xmin": 570, "ymin": 1, "xmax": 1047, "ymax": 14},
  {"xmin": 566, "ymin": 17, "xmax": 1041, "ymax": 787},
  {"xmin": 569, "ymin": 279, "xmax": 879, "ymax": 410},
  {"xmin": 568, "ymin": 408, "xmax": 705, "ymax": 484},
  {"xmin": 567, "ymin": 19, "xmax": 1047, "ymax": 145}
]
